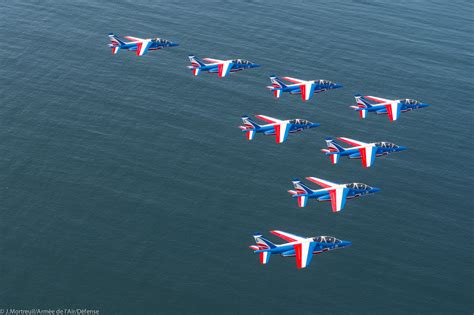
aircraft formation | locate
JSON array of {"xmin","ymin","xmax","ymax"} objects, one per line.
[{"xmin": 108, "ymin": 33, "xmax": 430, "ymax": 269}]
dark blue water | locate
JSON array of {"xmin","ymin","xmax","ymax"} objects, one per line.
[{"xmin": 1, "ymin": 1, "xmax": 472, "ymax": 314}]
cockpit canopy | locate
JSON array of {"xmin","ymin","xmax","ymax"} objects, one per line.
[
  {"xmin": 313, "ymin": 236, "xmax": 342, "ymax": 244},
  {"xmin": 346, "ymin": 183, "xmax": 371, "ymax": 190},
  {"xmin": 374, "ymin": 142, "xmax": 398, "ymax": 149},
  {"xmin": 401, "ymin": 98, "xmax": 420, "ymax": 105},
  {"xmin": 232, "ymin": 59, "xmax": 252, "ymax": 64},
  {"xmin": 317, "ymin": 80, "xmax": 336, "ymax": 86},
  {"xmin": 153, "ymin": 38, "xmax": 171, "ymax": 44},
  {"xmin": 289, "ymin": 119, "xmax": 311, "ymax": 125}
]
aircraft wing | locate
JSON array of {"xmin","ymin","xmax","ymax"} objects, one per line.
[
  {"xmin": 364, "ymin": 95, "xmax": 392, "ymax": 103},
  {"xmin": 358, "ymin": 145, "xmax": 377, "ymax": 167},
  {"xmin": 124, "ymin": 35, "xmax": 146, "ymax": 42},
  {"xmin": 385, "ymin": 102, "xmax": 402, "ymax": 122},
  {"xmin": 217, "ymin": 61, "xmax": 233, "ymax": 78},
  {"xmin": 282, "ymin": 76, "xmax": 306, "ymax": 84},
  {"xmin": 274, "ymin": 121, "xmax": 290, "ymax": 143},
  {"xmin": 135, "ymin": 40, "xmax": 153, "ymax": 56},
  {"xmin": 328, "ymin": 187, "xmax": 350, "ymax": 212},
  {"xmin": 368, "ymin": 101, "xmax": 402, "ymax": 122},
  {"xmin": 306, "ymin": 177, "xmax": 338, "ymax": 188},
  {"xmin": 294, "ymin": 241, "xmax": 318, "ymax": 269},
  {"xmin": 281, "ymin": 78, "xmax": 316, "ymax": 101},
  {"xmin": 255, "ymin": 115, "xmax": 282, "ymax": 124},
  {"xmin": 300, "ymin": 82, "xmax": 316, "ymax": 101},
  {"xmin": 202, "ymin": 57, "xmax": 226, "ymax": 64},
  {"xmin": 270, "ymin": 230, "xmax": 305, "ymax": 243},
  {"xmin": 337, "ymin": 138, "xmax": 376, "ymax": 167},
  {"xmin": 359, "ymin": 98, "xmax": 401, "ymax": 121},
  {"xmin": 337, "ymin": 137, "xmax": 368, "ymax": 147},
  {"xmin": 306, "ymin": 177, "xmax": 349, "ymax": 210},
  {"xmin": 255, "ymin": 115, "xmax": 290, "ymax": 143}
]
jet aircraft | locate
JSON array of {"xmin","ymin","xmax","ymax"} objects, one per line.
[
  {"xmin": 249, "ymin": 230, "xmax": 351, "ymax": 269},
  {"xmin": 351, "ymin": 94, "xmax": 430, "ymax": 122},
  {"xmin": 322, "ymin": 137, "xmax": 407, "ymax": 167},
  {"xmin": 266, "ymin": 75, "xmax": 342, "ymax": 101},
  {"xmin": 108, "ymin": 33, "xmax": 178, "ymax": 56},
  {"xmin": 239, "ymin": 115, "xmax": 319, "ymax": 143},
  {"xmin": 288, "ymin": 177, "xmax": 380, "ymax": 211},
  {"xmin": 187, "ymin": 55, "xmax": 260, "ymax": 78}
]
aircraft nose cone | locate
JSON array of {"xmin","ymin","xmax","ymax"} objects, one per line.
[
  {"xmin": 371, "ymin": 187, "xmax": 381, "ymax": 194},
  {"xmin": 340, "ymin": 241, "xmax": 352, "ymax": 247}
]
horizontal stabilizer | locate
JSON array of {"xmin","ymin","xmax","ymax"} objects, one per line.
[
  {"xmin": 246, "ymin": 129, "xmax": 255, "ymax": 140},
  {"xmin": 329, "ymin": 153, "xmax": 340, "ymax": 164},
  {"xmin": 297, "ymin": 195, "xmax": 308, "ymax": 207},
  {"xmin": 260, "ymin": 251, "xmax": 271, "ymax": 264},
  {"xmin": 111, "ymin": 46, "xmax": 120, "ymax": 55}
]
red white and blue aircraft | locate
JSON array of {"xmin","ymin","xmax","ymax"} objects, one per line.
[
  {"xmin": 288, "ymin": 177, "xmax": 380, "ymax": 211},
  {"xmin": 108, "ymin": 33, "xmax": 178, "ymax": 56},
  {"xmin": 322, "ymin": 137, "xmax": 407, "ymax": 168},
  {"xmin": 187, "ymin": 55, "xmax": 260, "ymax": 78},
  {"xmin": 239, "ymin": 115, "xmax": 320, "ymax": 144},
  {"xmin": 351, "ymin": 94, "xmax": 430, "ymax": 122},
  {"xmin": 249, "ymin": 230, "xmax": 351, "ymax": 269},
  {"xmin": 266, "ymin": 75, "xmax": 342, "ymax": 101}
]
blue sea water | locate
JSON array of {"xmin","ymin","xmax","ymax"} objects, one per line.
[{"xmin": 0, "ymin": 1, "xmax": 472, "ymax": 314}]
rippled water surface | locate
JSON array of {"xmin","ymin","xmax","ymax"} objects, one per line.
[{"xmin": 1, "ymin": 1, "xmax": 472, "ymax": 314}]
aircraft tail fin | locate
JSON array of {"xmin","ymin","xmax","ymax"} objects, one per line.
[
  {"xmin": 269, "ymin": 75, "xmax": 288, "ymax": 88},
  {"xmin": 108, "ymin": 33, "xmax": 125, "ymax": 54},
  {"xmin": 241, "ymin": 115, "xmax": 261, "ymax": 129},
  {"xmin": 253, "ymin": 233, "xmax": 276, "ymax": 249},
  {"xmin": 250, "ymin": 233, "xmax": 275, "ymax": 264},
  {"xmin": 108, "ymin": 33, "xmax": 126, "ymax": 46},
  {"xmin": 188, "ymin": 55, "xmax": 206, "ymax": 67},
  {"xmin": 354, "ymin": 94, "xmax": 373, "ymax": 108},
  {"xmin": 352, "ymin": 94, "xmax": 371, "ymax": 118},
  {"xmin": 325, "ymin": 137, "xmax": 345, "ymax": 152},
  {"xmin": 188, "ymin": 55, "xmax": 206, "ymax": 76},
  {"xmin": 322, "ymin": 137, "xmax": 344, "ymax": 164},
  {"xmin": 267, "ymin": 75, "xmax": 287, "ymax": 98},
  {"xmin": 288, "ymin": 179, "xmax": 313, "ymax": 207},
  {"xmin": 240, "ymin": 116, "xmax": 261, "ymax": 140}
]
